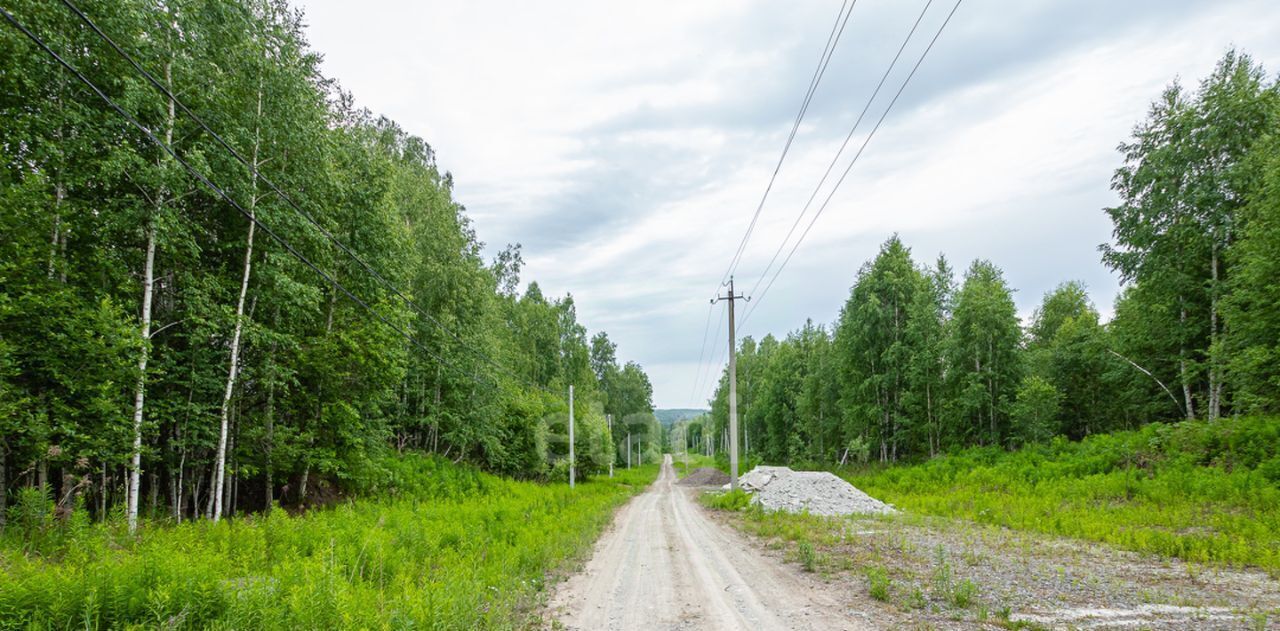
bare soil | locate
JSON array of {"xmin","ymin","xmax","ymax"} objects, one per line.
[
  {"xmin": 545, "ymin": 456, "xmax": 1279, "ymax": 629},
  {"xmin": 677, "ymin": 467, "xmax": 730, "ymax": 487},
  {"xmin": 710, "ymin": 505, "xmax": 1280, "ymax": 629},
  {"xmin": 546, "ymin": 455, "xmax": 869, "ymax": 630}
]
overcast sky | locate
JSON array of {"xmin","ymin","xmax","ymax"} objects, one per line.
[{"xmin": 294, "ymin": 0, "xmax": 1280, "ymax": 409}]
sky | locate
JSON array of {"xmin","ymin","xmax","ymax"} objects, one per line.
[{"xmin": 293, "ymin": 0, "xmax": 1280, "ymax": 410}]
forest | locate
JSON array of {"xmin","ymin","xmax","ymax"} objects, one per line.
[
  {"xmin": 0, "ymin": 0, "xmax": 660, "ymax": 533},
  {"xmin": 699, "ymin": 51, "xmax": 1280, "ymax": 465}
]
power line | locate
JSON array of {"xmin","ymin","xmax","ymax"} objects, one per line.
[
  {"xmin": 688, "ymin": 300, "xmax": 714, "ymax": 404},
  {"xmin": 741, "ymin": 0, "xmax": 938, "ymax": 307},
  {"xmin": 1, "ymin": 5, "xmax": 509, "ymax": 395},
  {"xmin": 691, "ymin": 303, "xmax": 722, "ymax": 404},
  {"xmin": 720, "ymin": 0, "xmax": 858, "ymax": 286},
  {"xmin": 694, "ymin": 302, "xmax": 727, "ymax": 404},
  {"xmin": 740, "ymin": 0, "xmax": 964, "ymax": 329},
  {"xmin": 57, "ymin": 0, "xmax": 545, "ymax": 394}
]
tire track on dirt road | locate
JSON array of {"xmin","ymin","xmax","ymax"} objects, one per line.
[{"xmin": 550, "ymin": 455, "xmax": 868, "ymax": 630}]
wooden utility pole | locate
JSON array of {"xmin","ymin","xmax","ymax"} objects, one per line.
[
  {"xmin": 712, "ymin": 277, "xmax": 748, "ymax": 491},
  {"xmin": 683, "ymin": 424, "xmax": 689, "ymax": 476},
  {"xmin": 569, "ymin": 385, "xmax": 575, "ymax": 490}
]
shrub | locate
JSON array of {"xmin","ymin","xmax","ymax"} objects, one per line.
[
  {"xmin": 952, "ymin": 578, "xmax": 978, "ymax": 608},
  {"xmin": 0, "ymin": 458, "xmax": 660, "ymax": 629},
  {"xmin": 844, "ymin": 416, "xmax": 1280, "ymax": 573},
  {"xmin": 866, "ymin": 566, "xmax": 891, "ymax": 601},
  {"xmin": 798, "ymin": 541, "xmax": 816, "ymax": 572},
  {"xmin": 702, "ymin": 489, "xmax": 753, "ymax": 512}
]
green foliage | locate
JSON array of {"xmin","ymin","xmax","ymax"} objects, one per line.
[
  {"xmin": 835, "ymin": 236, "xmax": 924, "ymax": 462},
  {"xmin": 1226, "ymin": 132, "xmax": 1280, "ymax": 414},
  {"xmin": 952, "ymin": 578, "xmax": 978, "ymax": 608},
  {"xmin": 947, "ymin": 259, "xmax": 1023, "ymax": 447},
  {"xmin": 1027, "ymin": 281, "xmax": 1092, "ymax": 349},
  {"xmin": 931, "ymin": 545, "xmax": 953, "ymax": 598},
  {"xmin": 1009, "ymin": 376, "xmax": 1060, "ymax": 447},
  {"xmin": 701, "ymin": 489, "xmax": 753, "ymax": 512},
  {"xmin": 845, "ymin": 436, "xmax": 872, "ymax": 465},
  {"xmin": 5, "ymin": 487, "xmax": 54, "ymax": 551},
  {"xmin": 846, "ymin": 416, "xmax": 1280, "ymax": 573},
  {"xmin": 0, "ymin": 0, "xmax": 654, "ymax": 524},
  {"xmin": 866, "ymin": 566, "xmax": 891, "ymax": 601},
  {"xmin": 699, "ymin": 50, "xmax": 1280, "ymax": 472},
  {"xmin": 798, "ymin": 541, "xmax": 817, "ymax": 572},
  {"xmin": 0, "ymin": 456, "xmax": 659, "ymax": 629},
  {"xmin": 1103, "ymin": 50, "xmax": 1279, "ymax": 422}
]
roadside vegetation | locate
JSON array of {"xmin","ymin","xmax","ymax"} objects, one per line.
[
  {"xmin": 672, "ymin": 453, "xmax": 717, "ymax": 477},
  {"xmin": 705, "ymin": 473, "xmax": 1279, "ymax": 629},
  {"xmin": 691, "ymin": 50, "xmax": 1280, "ymax": 477},
  {"xmin": 0, "ymin": 0, "xmax": 663, "ymax": 532},
  {"xmin": 689, "ymin": 52, "xmax": 1280, "ymax": 621},
  {"xmin": 0, "ymin": 455, "xmax": 659, "ymax": 629},
  {"xmin": 0, "ymin": 2, "xmax": 671, "ymax": 627},
  {"xmin": 847, "ymin": 415, "xmax": 1280, "ymax": 575}
]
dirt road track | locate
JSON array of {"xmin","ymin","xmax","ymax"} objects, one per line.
[{"xmin": 549, "ymin": 455, "xmax": 868, "ymax": 630}]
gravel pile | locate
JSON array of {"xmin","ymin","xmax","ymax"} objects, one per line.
[
  {"xmin": 725, "ymin": 466, "xmax": 896, "ymax": 517},
  {"xmin": 677, "ymin": 467, "xmax": 731, "ymax": 487},
  {"xmin": 736, "ymin": 466, "xmax": 792, "ymax": 492}
]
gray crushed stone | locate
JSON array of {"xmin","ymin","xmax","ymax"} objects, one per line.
[{"xmin": 724, "ymin": 466, "xmax": 897, "ymax": 516}]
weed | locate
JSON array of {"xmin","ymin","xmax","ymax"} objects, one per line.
[
  {"xmin": 1250, "ymin": 612, "xmax": 1268, "ymax": 631},
  {"xmin": 931, "ymin": 546, "xmax": 953, "ymax": 598},
  {"xmin": 952, "ymin": 578, "xmax": 978, "ymax": 608},
  {"xmin": 866, "ymin": 566, "xmax": 891, "ymax": 601},
  {"xmin": 844, "ymin": 416, "xmax": 1280, "ymax": 573},
  {"xmin": 798, "ymin": 541, "xmax": 817, "ymax": 572},
  {"xmin": 701, "ymin": 489, "xmax": 752, "ymax": 512},
  {"xmin": 907, "ymin": 585, "xmax": 927, "ymax": 609},
  {"xmin": 0, "ymin": 455, "xmax": 660, "ymax": 629}
]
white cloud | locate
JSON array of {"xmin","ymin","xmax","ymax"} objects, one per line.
[{"xmin": 296, "ymin": 0, "xmax": 1280, "ymax": 408}]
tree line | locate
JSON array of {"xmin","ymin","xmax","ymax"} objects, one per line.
[
  {"xmin": 0, "ymin": 0, "xmax": 656, "ymax": 531},
  {"xmin": 706, "ymin": 51, "xmax": 1280, "ymax": 465}
]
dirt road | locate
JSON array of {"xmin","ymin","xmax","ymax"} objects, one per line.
[{"xmin": 549, "ymin": 455, "xmax": 867, "ymax": 630}]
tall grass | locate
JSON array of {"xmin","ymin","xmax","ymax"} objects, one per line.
[
  {"xmin": 844, "ymin": 416, "xmax": 1280, "ymax": 573},
  {"xmin": 0, "ymin": 455, "xmax": 658, "ymax": 629}
]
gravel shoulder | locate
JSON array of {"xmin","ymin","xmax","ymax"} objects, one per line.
[
  {"xmin": 547, "ymin": 455, "xmax": 871, "ymax": 630},
  {"xmin": 708, "ymin": 505, "xmax": 1280, "ymax": 629},
  {"xmin": 547, "ymin": 458, "xmax": 1279, "ymax": 630}
]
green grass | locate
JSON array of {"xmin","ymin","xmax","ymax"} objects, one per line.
[
  {"xmin": 865, "ymin": 566, "xmax": 891, "ymax": 601},
  {"xmin": 844, "ymin": 416, "xmax": 1280, "ymax": 574},
  {"xmin": 699, "ymin": 488, "xmax": 753, "ymax": 512},
  {"xmin": 673, "ymin": 453, "xmax": 717, "ymax": 476},
  {"xmin": 0, "ymin": 455, "xmax": 659, "ymax": 629},
  {"xmin": 797, "ymin": 541, "xmax": 817, "ymax": 572}
]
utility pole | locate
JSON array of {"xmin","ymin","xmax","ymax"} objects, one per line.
[
  {"xmin": 607, "ymin": 414, "xmax": 613, "ymax": 478},
  {"xmin": 683, "ymin": 425, "xmax": 689, "ymax": 475},
  {"xmin": 569, "ymin": 385, "xmax": 575, "ymax": 490},
  {"xmin": 712, "ymin": 277, "xmax": 748, "ymax": 491}
]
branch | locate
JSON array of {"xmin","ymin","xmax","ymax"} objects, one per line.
[
  {"xmin": 1107, "ymin": 348, "xmax": 1186, "ymax": 418},
  {"xmin": 149, "ymin": 319, "xmax": 183, "ymax": 338}
]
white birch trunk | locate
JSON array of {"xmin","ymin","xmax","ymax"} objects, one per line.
[
  {"xmin": 1179, "ymin": 306, "xmax": 1196, "ymax": 420},
  {"xmin": 212, "ymin": 83, "xmax": 263, "ymax": 523},
  {"xmin": 127, "ymin": 61, "xmax": 174, "ymax": 533},
  {"xmin": 1208, "ymin": 245, "xmax": 1222, "ymax": 421},
  {"xmin": 127, "ymin": 220, "xmax": 156, "ymax": 533}
]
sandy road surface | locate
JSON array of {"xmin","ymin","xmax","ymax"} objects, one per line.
[{"xmin": 549, "ymin": 455, "xmax": 867, "ymax": 630}]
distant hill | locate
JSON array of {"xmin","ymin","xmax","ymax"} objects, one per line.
[{"xmin": 654, "ymin": 408, "xmax": 708, "ymax": 426}]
